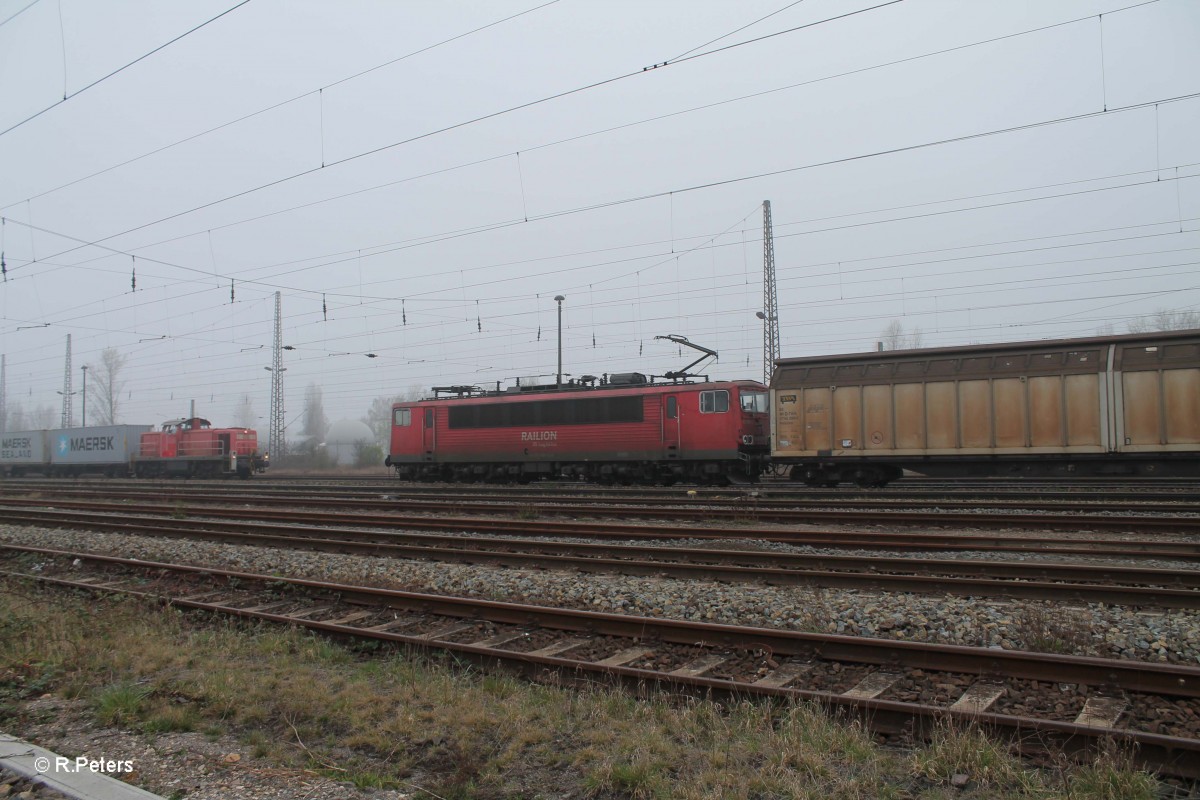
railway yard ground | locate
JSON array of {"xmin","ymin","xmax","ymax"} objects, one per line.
[{"xmin": 2, "ymin": 477, "xmax": 1200, "ymax": 799}]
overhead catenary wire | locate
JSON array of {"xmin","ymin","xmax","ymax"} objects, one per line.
[
  {"xmin": 6, "ymin": 220, "xmax": 1195, "ymax": 379},
  {"xmin": 0, "ymin": 0, "xmax": 255, "ymax": 138},
  {"xmin": 9, "ymin": 157, "xmax": 1195, "ymax": 322},
  {"xmin": 2, "ymin": 2, "xmax": 1194, "ymax": 421},
  {"xmin": 0, "ymin": 0, "xmax": 39, "ymax": 28},
  {"xmin": 0, "ymin": 0, "xmax": 564, "ymax": 211},
  {"xmin": 3, "ymin": 170, "xmax": 1196, "ymax": 348},
  {"xmin": 6, "ymin": 0, "xmax": 1164, "ymax": 273},
  {"xmin": 14, "ymin": 0, "xmax": 910, "ymax": 261}
]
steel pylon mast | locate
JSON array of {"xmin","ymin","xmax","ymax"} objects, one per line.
[
  {"xmin": 0, "ymin": 354, "xmax": 6, "ymax": 433},
  {"xmin": 61, "ymin": 334, "xmax": 73, "ymax": 428},
  {"xmin": 761, "ymin": 200, "xmax": 780, "ymax": 385},
  {"xmin": 268, "ymin": 291, "xmax": 286, "ymax": 458}
]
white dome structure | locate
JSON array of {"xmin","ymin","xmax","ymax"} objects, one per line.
[{"xmin": 324, "ymin": 419, "xmax": 376, "ymax": 466}]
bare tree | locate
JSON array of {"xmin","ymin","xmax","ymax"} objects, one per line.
[
  {"xmin": 31, "ymin": 404, "xmax": 57, "ymax": 428},
  {"xmin": 5, "ymin": 402, "xmax": 62, "ymax": 431},
  {"xmin": 1126, "ymin": 309, "xmax": 1200, "ymax": 333},
  {"xmin": 878, "ymin": 320, "xmax": 924, "ymax": 351},
  {"xmin": 89, "ymin": 348, "xmax": 128, "ymax": 425},
  {"xmin": 362, "ymin": 386, "xmax": 422, "ymax": 444},
  {"xmin": 233, "ymin": 393, "xmax": 256, "ymax": 428},
  {"xmin": 302, "ymin": 383, "xmax": 328, "ymax": 442},
  {"xmin": 6, "ymin": 402, "xmax": 26, "ymax": 431}
]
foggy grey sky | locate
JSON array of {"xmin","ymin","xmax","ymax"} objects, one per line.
[{"xmin": 1, "ymin": 0, "xmax": 1198, "ymax": 433}]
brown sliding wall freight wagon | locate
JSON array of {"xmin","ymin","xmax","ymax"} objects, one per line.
[{"xmin": 769, "ymin": 329, "xmax": 1200, "ymax": 487}]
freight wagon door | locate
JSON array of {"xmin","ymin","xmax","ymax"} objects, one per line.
[
  {"xmin": 662, "ymin": 395, "xmax": 679, "ymax": 458},
  {"xmin": 422, "ymin": 408, "xmax": 436, "ymax": 460}
]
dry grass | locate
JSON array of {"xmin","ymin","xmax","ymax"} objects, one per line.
[
  {"xmin": 1012, "ymin": 603, "xmax": 1097, "ymax": 656},
  {"xmin": 0, "ymin": 579, "xmax": 1166, "ymax": 799}
]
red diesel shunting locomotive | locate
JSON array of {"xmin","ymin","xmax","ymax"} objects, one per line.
[
  {"xmin": 135, "ymin": 417, "xmax": 267, "ymax": 478},
  {"xmin": 386, "ymin": 374, "xmax": 769, "ymax": 484}
]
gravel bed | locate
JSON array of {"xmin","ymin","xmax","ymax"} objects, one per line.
[
  {"xmin": 2, "ymin": 524, "xmax": 1199, "ymax": 665},
  {"xmin": 0, "ymin": 770, "xmax": 70, "ymax": 799}
]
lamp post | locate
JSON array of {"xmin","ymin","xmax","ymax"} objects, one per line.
[
  {"xmin": 56, "ymin": 389, "xmax": 78, "ymax": 427},
  {"xmin": 81, "ymin": 365, "xmax": 88, "ymax": 427},
  {"xmin": 554, "ymin": 295, "xmax": 565, "ymax": 390}
]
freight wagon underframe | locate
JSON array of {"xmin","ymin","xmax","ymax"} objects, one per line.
[{"xmin": 784, "ymin": 452, "xmax": 1200, "ymax": 488}]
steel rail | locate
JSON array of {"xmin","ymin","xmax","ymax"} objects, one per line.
[
  {"xmin": 4, "ymin": 505, "xmax": 1200, "ymax": 608},
  {"xmin": 3, "ymin": 497, "xmax": 1198, "ymax": 559},
  {"xmin": 3, "ymin": 542, "xmax": 1198, "ymax": 695},
  {"xmin": 7, "ymin": 476, "xmax": 1200, "ymax": 503},
  {"xmin": 3, "ymin": 544, "xmax": 1199, "ymax": 778},
  {"xmin": 6, "ymin": 481, "xmax": 1200, "ymax": 513},
  {"xmin": 8, "ymin": 488, "xmax": 1198, "ymax": 532}
]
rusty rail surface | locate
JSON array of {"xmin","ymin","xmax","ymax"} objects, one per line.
[
  {"xmin": 2, "ymin": 485, "xmax": 1199, "ymax": 531},
  {"xmin": 3, "ymin": 542, "xmax": 1199, "ymax": 778},
  {"xmin": 3, "ymin": 497, "xmax": 1198, "ymax": 560},
  {"xmin": 3, "ymin": 505, "xmax": 1199, "ymax": 608}
]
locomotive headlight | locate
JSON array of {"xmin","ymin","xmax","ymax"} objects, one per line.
[{"xmin": 742, "ymin": 435, "xmax": 754, "ymax": 445}]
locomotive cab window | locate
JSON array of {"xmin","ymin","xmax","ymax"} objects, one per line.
[
  {"xmin": 424, "ymin": 408, "xmax": 435, "ymax": 428},
  {"xmin": 666, "ymin": 397, "xmax": 677, "ymax": 419},
  {"xmin": 700, "ymin": 390, "xmax": 729, "ymax": 413},
  {"xmin": 739, "ymin": 390, "xmax": 768, "ymax": 413},
  {"xmin": 394, "ymin": 408, "xmax": 412, "ymax": 427}
]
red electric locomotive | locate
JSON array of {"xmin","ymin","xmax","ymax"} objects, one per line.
[
  {"xmin": 134, "ymin": 417, "xmax": 266, "ymax": 478},
  {"xmin": 385, "ymin": 374, "xmax": 769, "ymax": 484}
]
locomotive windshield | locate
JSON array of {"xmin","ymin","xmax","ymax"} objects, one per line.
[{"xmin": 740, "ymin": 390, "xmax": 768, "ymax": 413}]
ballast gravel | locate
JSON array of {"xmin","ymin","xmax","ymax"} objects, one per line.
[{"xmin": 1, "ymin": 523, "xmax": 1198, "ymax": 665}]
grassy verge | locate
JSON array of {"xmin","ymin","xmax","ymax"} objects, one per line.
[{"xmin": 0, "ymin": 578, "xmax": 1160, "ymax": 800}]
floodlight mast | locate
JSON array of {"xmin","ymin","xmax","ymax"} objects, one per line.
[{"xmin": 653, "ymin": 334, "xmax": 717, "ymax": 382}]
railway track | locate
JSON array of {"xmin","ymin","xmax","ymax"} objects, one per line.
[
  {"xmin": 3, "ymin": 503, "xmax": 1200, "ymax": 608},
  {"xmin": 9, "ymin": 482, "xmax": 1200, "ymax": 513},
  {"xmin": 2, "ymin": 484, "xmax": 1199, "ymax": 532},
  {"xmin": 4, "ymin": 497, "xmax": 1199, "ymax": 560},
  {"xmin": 6, "ymin": 477, "xmax": 1200, "ymax": 508},
  {"xmin": 3, "ymin": 543, "xmax": 1199, "ymax": 778}
]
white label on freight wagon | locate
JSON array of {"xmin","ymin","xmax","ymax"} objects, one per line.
[
  {"xmin": 58, "ymin": 435, "xmax": 115, "ymax": 454},
  {"xmin": 2, "ymin": 436, "xmax": 33, "ymax": 458}
]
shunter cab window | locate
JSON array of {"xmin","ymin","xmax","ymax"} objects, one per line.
[
  {"xmin": 394, "ymin": 408, "xmax": 411, "ymax": 427},
  {"xmin": 699, "ymin": 390, "xmax": 729, "ymax": 413}
]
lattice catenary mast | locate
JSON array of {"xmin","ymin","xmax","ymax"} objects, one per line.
[
  {"xmin": 60, "ymin": 334, "xmax": 74, "ymax": 428},
  {"xmin": 761, "ymin": 200, "xmax": 780, "ymax": 385},
  {"xmin": 267, "ymin": 291, "xmax": 286, "ymax": 458},
  {"xmin": 0, "ymin": 354, "xmax": 6, "ymax": 433}
]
